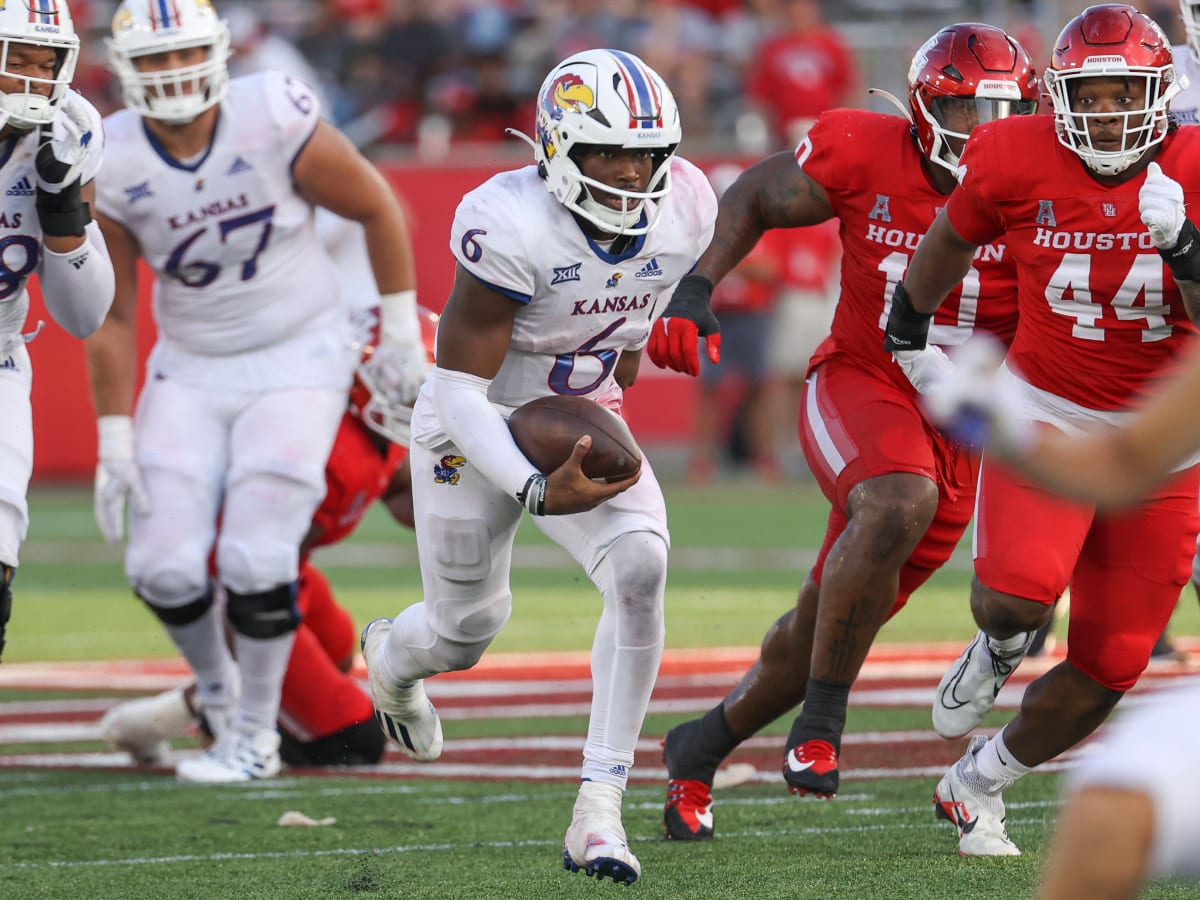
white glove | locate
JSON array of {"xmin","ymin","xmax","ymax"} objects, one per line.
[
  {"xmin": 893, "ymin": 346, "xmax": 955, "ymax": 395},
  {"xmin": 94, "ymin": 415, "xmax": 151, "ymax": 544},
  {"xmin": 360, "ymin": 290, "xmax": 430, "ymax": 406},
  {"xmin": 922, "ymin": 336, "xmax": 1035, "ymax": 457},
  {"xmin": 36, "ymin": 93, "xmax": 94, "ymax": 194},
  {"xmin": 1139, "ymin": 162, "xmax": 1186, "ymax": 249}
]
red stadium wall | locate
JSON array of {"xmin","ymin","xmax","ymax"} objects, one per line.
[{"xmin": 29, "ymin": 161, "xmax": 712, "ymax": 480}]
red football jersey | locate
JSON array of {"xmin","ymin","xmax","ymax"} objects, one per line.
[
  {"xmin": 306, "ymin": 411, "xmax": 406, "ymax": 556},
  {"xmin": 800, "ymin": 109, "xmax": 1018, "ymax": 389},
  {"xmin": 948, "ymin": 116, "xmax": 1200, "ymax": 410}
]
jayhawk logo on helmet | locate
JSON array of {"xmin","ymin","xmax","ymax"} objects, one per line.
[{"xmin": 543, "ymin": 73, "xmax": 595, "ymax": 119}]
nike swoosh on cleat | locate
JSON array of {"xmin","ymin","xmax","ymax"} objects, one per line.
[
  {"xmin": 695, "ymin": 809, "xmax": 714, "ymax": 830},
  {"xmin": 786, "ymin": 755, "xmax": 815, "ymax": 774}
]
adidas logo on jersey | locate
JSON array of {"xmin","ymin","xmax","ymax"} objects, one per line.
[
  {"xmin": 6, "ymin": 177, "xmax": 33, "ymax": 197},
  {"xmin": 634, "ymin": 257, "xmax": 663, "ymax": 279},
  {"xmin": 226, "ymin": 156, "xmax": 253, "ymax": 176}
]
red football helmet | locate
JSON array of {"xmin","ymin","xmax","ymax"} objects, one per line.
[
  {"xmin": 349, "ymin": 305, "xmax": 439, "ymax": 445},
  {"xmin": 1044, "ymin": 4, "xmax": 1179, "ymax": 176},
  {"xmin": 908, "ymin": 23, "xmax": 1040, "ymax": 175}
]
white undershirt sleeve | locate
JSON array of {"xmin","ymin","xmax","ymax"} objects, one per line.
[
  {"xmin": 430, "ymin": 365, "xmax": 540, "ymax": 501},
  {"xmin": 39, "ymin": 221, "xmax": 115, "ymax": 338}
]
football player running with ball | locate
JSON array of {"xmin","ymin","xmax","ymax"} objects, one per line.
[
  {"xmin": 84, "ymin": 0, "xmax": 427, "ymax": 784},
  {"xmin": 648, "ymin": 23, "xmax": 1037, "ymax": 839},
  {"xmin": 0, "ymin": 0, "xmax": 114, "ymax": 663},
  {"xmin": 358, "ymin": 50, "xmax": 716, "ymax": 885}
]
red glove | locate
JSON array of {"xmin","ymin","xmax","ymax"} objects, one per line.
[{"xmin": 646, "ymin": 275, "xmax": 722, "ymax": 377}]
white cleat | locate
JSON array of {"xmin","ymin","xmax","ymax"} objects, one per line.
[
  {"xmin": 933, "ymin": 735, "xmax": 1021, "ymax": 856},
  {"xmin": 933, "ymin": 630, "xmax": 1033, "ymax": 739},
  {"xmin": 99, "ymin": 687, "xmax": 194, "ymax": 767},
  {"xmin": 360, "ymin": 618, "xmax": 443, "ymax": 762},
  {"xmin": 176, "ymin": 727, "xmax": 282, "ymax": 784},
  {"xmin": 562, "ymin": 781, "xmax": 642, "ymax": 885}
]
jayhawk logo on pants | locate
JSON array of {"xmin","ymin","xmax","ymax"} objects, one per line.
[{"xmin": 434, "ymin": 455, "xmax": 466, "ymax": 486}]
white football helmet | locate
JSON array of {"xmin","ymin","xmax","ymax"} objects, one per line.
[
  {"xmin": 108, "ymin": 0, "xmax": 231, "ymax": 124},
  {"xmin": 512, "ymin": 49, "xmax": 681, "ymax": 236},
  {"xmin": 0, "ymin": 0, "xmax": 79, "ymax": 129}
]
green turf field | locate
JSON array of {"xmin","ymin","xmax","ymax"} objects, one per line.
[{"xmin": 4, "ymin": 480, "xmax": 1200, "ymax": 898}]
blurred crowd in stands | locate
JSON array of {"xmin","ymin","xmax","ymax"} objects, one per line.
[{"xmin": 68, "ymin": 0, "xmax": 1104, "ymax": 157}]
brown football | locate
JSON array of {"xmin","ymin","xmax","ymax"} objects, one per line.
[{"xmin": 507, "ymin": 395, "xmax": 642, "ymax": 483}]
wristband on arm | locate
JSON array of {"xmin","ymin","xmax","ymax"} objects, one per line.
[
  {"xmin": 882, "ymin": 281, "xmax": 932, "ymax": 352},
  {"xmin": 1158, "ymin": 219, "xmax": 1200, "ymax": 282}
]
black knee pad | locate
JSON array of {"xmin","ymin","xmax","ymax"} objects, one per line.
[
  {"xmin": 279, "ymin": 719, "xmax": 385, "ymax": 767},
  {"xmin": 226, "ymin": 583, "xmax": 301, "ymax": 639},
  {"xmin": 138, "ymin": 586, "xmax": 214, "ymax": 627}
]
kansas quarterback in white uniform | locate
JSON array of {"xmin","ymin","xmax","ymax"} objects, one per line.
[
  {"xmin": 86, "ymin": 0, "xmax": 424, "ymax": 785},
  {"xmin": 360, "ymin": 50, "xmax": 716, "ymax": 886},
  {"xmin": 0, "ymin": 1, "xmax": 114, "ymax": 661}
]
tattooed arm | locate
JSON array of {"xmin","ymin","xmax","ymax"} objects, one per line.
[{"xmin": 692, "ymin": 151, "xmax": 837, "ymax": 286}]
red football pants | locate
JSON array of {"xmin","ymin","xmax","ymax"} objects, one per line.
[{"xmin": 975, "ymin": 458, "xmax": 1200, "ymax": 690}]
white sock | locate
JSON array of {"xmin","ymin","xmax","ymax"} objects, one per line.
[
  {"xmin": 988, "ymin": 631, "xmax": 1031, "ymax": 656},
  {"xmin": 581, "ymin": 534, "xmax": 666, "ymax": 790},
  {"xmin": 163, "ymin": 603, "xmax": 237, "ymax": 707},
  {"xmin": 231, "ymin": 631, "xmax": 295, "ymax": 731},
  {"xmin": 974, "ymin": 727, "xmax": 1032, "ymax": 788}
]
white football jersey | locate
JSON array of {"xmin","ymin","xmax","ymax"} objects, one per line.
[
  {"xmin": 432, "ymin": 157, "xmax": 716, "ymax": 414},
  {"xmin": 0, "ymin": 90, "xmax": 104, "ymax": 338},
  {"xmin": 96, "ymin": 71, "xmax": 341, "ymax": 355},
  {"xmin": 1171, "ymin": 44, "xmax": 1200, "ymax": 126}
]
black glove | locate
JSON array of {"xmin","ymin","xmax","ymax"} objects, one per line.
[
  {"xmin": 882, "ymin": 281, "xmax": 932, "ymax": 352},
  {"xmin": 647, "ymin": 274, "xmax": 722, "ymax": 376},
  {"xmin": 35, "ymin": 140, "xmax": 90, "ymax": 238},
  {"xmin": 1158, "ymin": 219, "xmax": 1200, "ymax": 283}
]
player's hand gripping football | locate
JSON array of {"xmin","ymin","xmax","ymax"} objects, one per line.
[
  {"xmin": 893, "ymin": 345, "xmax": 955, "ymax": 395},
  {"xmin": 1140, "ymin": 162, "xmax": 1200, "ymax": 282},
  {"xmin": 647, "ymin": 274, "xmax": 721, "ymax": 376},
  {"xmin": 543, "ymin": 436, "xmax": 641, "ymax": 515},
  {"xmin": 921, "ymin": 336, "xmax": 1034, "ymax": 458},
  {"xmin": 94, "ymin": 415, "xmax": 151, "ymax": 544}
]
